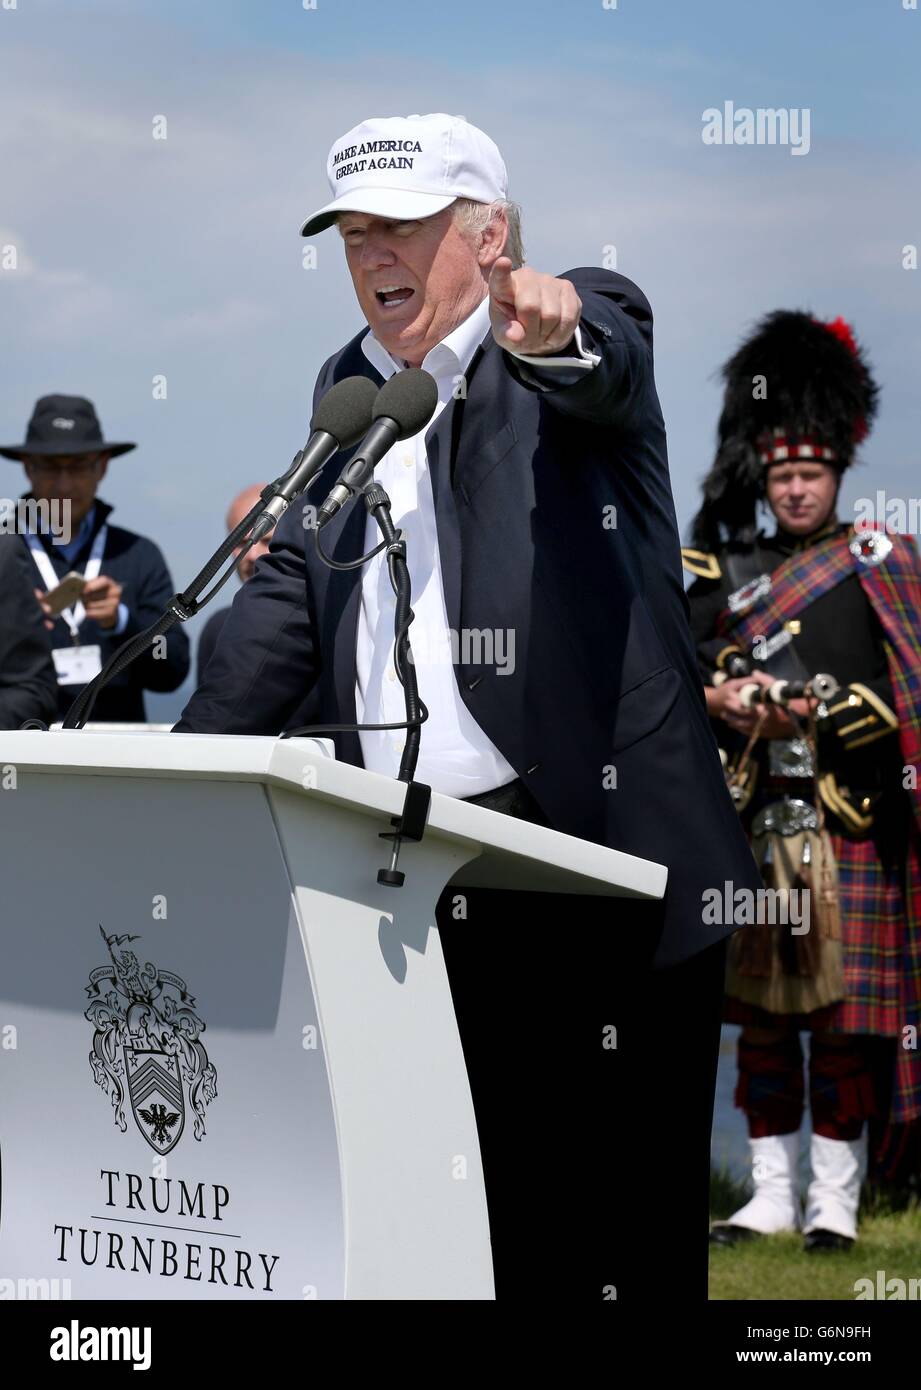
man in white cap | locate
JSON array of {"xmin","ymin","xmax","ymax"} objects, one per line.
[
  {"xmin": 298, "ymin": 113, "xmax": 586, "ymax": 375},
  {"xmin": 177, "ymin": 113, "xmax": 758, "ymax": 1303}
]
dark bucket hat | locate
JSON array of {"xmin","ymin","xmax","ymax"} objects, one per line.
[{"xmin": 0, "ymin": 395, "xmax": 136, "ymax": 461}]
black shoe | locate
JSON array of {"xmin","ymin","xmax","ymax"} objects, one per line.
[
  {"xmin": 709, "ymin": 1222, "xmax": 762, "ymax": 1247},
  {"xmin": 803, "ymin": 1228, "xmax": 854, "ymax": 1253}
]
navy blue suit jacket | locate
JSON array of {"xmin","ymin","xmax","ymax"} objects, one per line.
[
  {"xmin": 176, "ymin": 269, "xmax": 758, "ymax": 965},
  {"xmin": 0, "ymin": 534, "xmax": 58, "ymax": 729}
]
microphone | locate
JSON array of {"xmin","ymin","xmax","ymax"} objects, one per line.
[
  {"xmin": 316, "ymin": 368, "xmax": 439, "ymax": 528},
  {"xmin": 250, "ymin": 375, "xmax": 379, "ymax": 542}
]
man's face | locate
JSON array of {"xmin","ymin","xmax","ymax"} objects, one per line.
[
  {"xmin": 337, "ymin": 206, "xmax": 503, "ymax": 365},
  {"xmin": 24, "ymin": 453, "xmax": 108, "ymax": 530},
  {"xmin": 765, "ymin": 460, "xmax": 839, "ymax": 535},
  {"xmin": 234, "ymin": 536, "xmax": 271, "ymax": 584}
]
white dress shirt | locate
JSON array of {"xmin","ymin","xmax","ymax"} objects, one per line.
[{"xmin": 355, "ymin": 291, "xmax": 598, "ymax": 797}]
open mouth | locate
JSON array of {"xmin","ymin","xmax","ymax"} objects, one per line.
[{"xmin": 375, "ymin": 285, "xmax": 415, "ymax": 310}]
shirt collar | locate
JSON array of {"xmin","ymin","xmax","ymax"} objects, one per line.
[
  {"xmin": 62, "ymin": 504, "xmax": 97, "ymax": 553},
  {"xmin": 55, "ymin": 504, "xmax": 99, "ymax": 562},
  {"xmin": 770, "ymin": 517, "xmax": 841, "ymax": 555},
  {"xmin": 360, "ymin": 292, "xmax": 491, "ymax": 385}
]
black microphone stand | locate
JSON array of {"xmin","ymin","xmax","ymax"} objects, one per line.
[
  {"xmin": 362, "ymin": 480, "xmax": 430, "ymax": 887},
  {"xmin": 282, "ymin": 478, "xmax": 432, "ymax": 887}
]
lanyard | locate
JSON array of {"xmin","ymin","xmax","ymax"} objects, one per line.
[{"xmin": 26, "ymin": 524, "xmax": 108, "ymax": 643}]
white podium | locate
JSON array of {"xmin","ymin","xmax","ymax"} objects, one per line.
[{"xmin": 0, "ymin": 731, "xmax": 666, "ymax": 1301}]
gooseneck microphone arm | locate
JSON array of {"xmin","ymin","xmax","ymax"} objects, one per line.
[{"xmin": 60, "ymin": 375, "xmax": 378, "ymax": 730}]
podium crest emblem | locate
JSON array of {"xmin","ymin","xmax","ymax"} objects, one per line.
[{"xmin": 85, "ymin": 926, "xmax": 217, "ymax": 1153}]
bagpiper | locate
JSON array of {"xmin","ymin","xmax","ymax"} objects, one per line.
[{"xmin": 684, "ymin": 310, "xmax": 921, "ymax": 1250}]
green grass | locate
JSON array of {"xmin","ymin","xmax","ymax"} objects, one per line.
[{"xmin": 709, "ymin": 1164, "xmax": 921, "ymax": 1300}]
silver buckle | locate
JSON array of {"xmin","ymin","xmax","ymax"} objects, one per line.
[
  {"xmin": 751, "ymin": 798, "xmax": 818, "ymax": 837},
  {"xmin": 727, "ymin": 572, "xmax": 771, "ymax": 614},
  {"xmin": 768, "ymin": 738, "xmax": 815, "ymax": 779}
]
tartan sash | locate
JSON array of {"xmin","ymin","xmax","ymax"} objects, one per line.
[{"xmin": 715, "ymin": 530, "xmax": 855, "ymax": 650}]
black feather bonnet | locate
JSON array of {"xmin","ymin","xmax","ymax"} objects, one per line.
[{"xmin": 691, "ymin": 311, "xmax": 879, "ymax": 549}]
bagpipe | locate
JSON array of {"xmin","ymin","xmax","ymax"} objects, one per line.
[{"xmin": 714, "ymin": 650, "xmax": 841, "ymax": 712}]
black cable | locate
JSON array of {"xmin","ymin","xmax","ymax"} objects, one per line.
[{"xmin": 313, "ymin": 525, "xmax": 389, "ymax": 571}]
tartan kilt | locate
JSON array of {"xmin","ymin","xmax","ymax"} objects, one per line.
[{"xmin": 724, "ymin": 823, "xmax": 921, "ymax": 1123}]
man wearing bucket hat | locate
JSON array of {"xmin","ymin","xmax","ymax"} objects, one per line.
[
  {"xmin": 177, "ymin": 114, "xmax": 760, "ymax": 1302},
  {"xmin": 2, "ymin": 394, "xmax": 190, "ymax": 722}
]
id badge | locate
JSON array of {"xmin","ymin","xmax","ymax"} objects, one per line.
[{"xmin": 52, "ymin": 644, "xmax": 103, "ymax": 686}]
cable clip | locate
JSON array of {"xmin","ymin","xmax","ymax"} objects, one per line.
[{"xmin": 167, "ymin": 593, "xmax": 197, "ymax": 623}]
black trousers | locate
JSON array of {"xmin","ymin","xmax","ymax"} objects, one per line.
[{"xmin": 436, "ymin": 860, "xmax": 727, "ymax": 1303}]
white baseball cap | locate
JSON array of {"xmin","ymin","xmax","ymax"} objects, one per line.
[{"xmin": 299, "ymin": 112, "xmax": 508, "ymax": 237}]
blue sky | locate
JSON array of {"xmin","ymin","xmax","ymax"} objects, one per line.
[{"xmin": 2, "ymin": 0, "xmax": 919, "ymax": 720}]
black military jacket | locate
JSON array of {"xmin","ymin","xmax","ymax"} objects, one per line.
[{"xmin": 684, "ymin": 522, "xmax": 907, "ymax": 844}]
